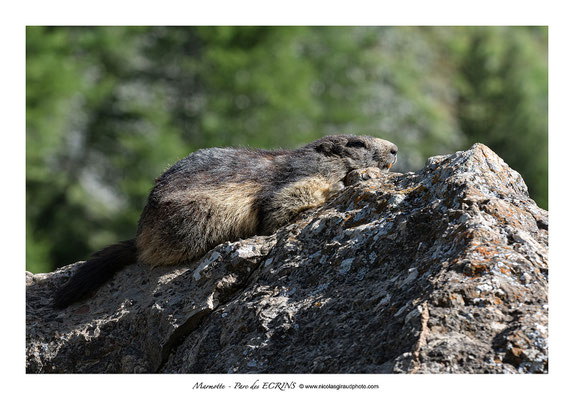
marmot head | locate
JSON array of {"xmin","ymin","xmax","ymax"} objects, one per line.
[{"xmin": 313, "ymin": 135, "xmax": 398, "ymax": 172}]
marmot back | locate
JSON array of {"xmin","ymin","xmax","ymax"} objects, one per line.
[{"xmin": 54, "ymin": 135, "xmax": 398, "ymax": 308}]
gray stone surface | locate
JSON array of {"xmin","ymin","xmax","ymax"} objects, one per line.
[{"xmin": 26, "ymin": 144, "xmax": 548, "ymax": 373}]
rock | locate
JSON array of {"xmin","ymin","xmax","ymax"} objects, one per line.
[{"xmin": 26, "ymin": 144, "xmax": 548, "ymax": 373}]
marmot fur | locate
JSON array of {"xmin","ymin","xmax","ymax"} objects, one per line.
[{"xmin": 54, "ymin": 135, "xmax": 398, "ymax": 308}]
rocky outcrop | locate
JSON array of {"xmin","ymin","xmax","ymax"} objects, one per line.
[{"xmin": 26, "ymin": 144, "xmax": 548, "ymax": 373}]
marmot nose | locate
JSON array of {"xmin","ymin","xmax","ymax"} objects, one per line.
[{"xmin": 390, "ymin": 145, "xmax": 398, "ymax": 156}]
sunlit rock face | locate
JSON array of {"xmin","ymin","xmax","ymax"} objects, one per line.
[{"xmin": 26, "ymin": 144, "xmax": 547, "ymax": 374}]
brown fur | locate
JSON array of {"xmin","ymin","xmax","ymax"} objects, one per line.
[
  {"xmin": 261, "ymin": 176, "xmax": 342, "ymax": 234},
  {"xmin": 137, "ymin": 182, "xmax": 262, "ymax": 266},
  {"xmin": 54, "ymin": 135, "xmax": 398, "ymax": 308}
]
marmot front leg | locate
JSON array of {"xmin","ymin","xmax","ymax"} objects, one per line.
[
  {"xmin": 262, "ymin": 176, "xmax": 344, "ymax": 234},
  {"xmin": 345, "ymin": 167, "xmax": 384, "ymax": 185}
]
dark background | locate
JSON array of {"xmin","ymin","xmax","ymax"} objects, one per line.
[{"xmin": 26, "ymin": 26, "xmax": 548, "ymax": 273}]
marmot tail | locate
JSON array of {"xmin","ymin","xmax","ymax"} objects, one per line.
[{"xmin": 53, "ymin": 239, "xmax": 137, "ymax": 309}]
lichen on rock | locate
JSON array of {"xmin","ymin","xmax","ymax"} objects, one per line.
[{"xmin": 26, "ymin": 143, "xmax": 548, "ymax": 373}]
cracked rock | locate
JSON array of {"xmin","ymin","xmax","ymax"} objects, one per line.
[{"xmin": 26, "ymin": 144, "xmax": 548, "ymax": 373}]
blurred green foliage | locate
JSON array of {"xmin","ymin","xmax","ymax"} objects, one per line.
[{"xmin": 26, "ymin": 26, "xmax": 547, "ymax": 273}]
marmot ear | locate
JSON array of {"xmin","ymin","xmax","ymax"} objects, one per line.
[
  {"xmin": 316, "ymin": 142, "xmax": 334, "ymax": 154},
  {"xmin": 316, "ymin": 140, "xmax": 347, "ymax": 157},
  {"xmin": 316, "ymin": 137, "xmax": 357, "ymax": 156}
]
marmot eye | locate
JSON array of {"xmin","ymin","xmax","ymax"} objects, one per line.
[{"xmin": 346, "ymin": 139, "xmax": 367, "ymax": 148}]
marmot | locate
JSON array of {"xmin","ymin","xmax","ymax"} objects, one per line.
[{"xmin": 54, "ymin": 135, "xmax": 398, "ymax": 308}]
